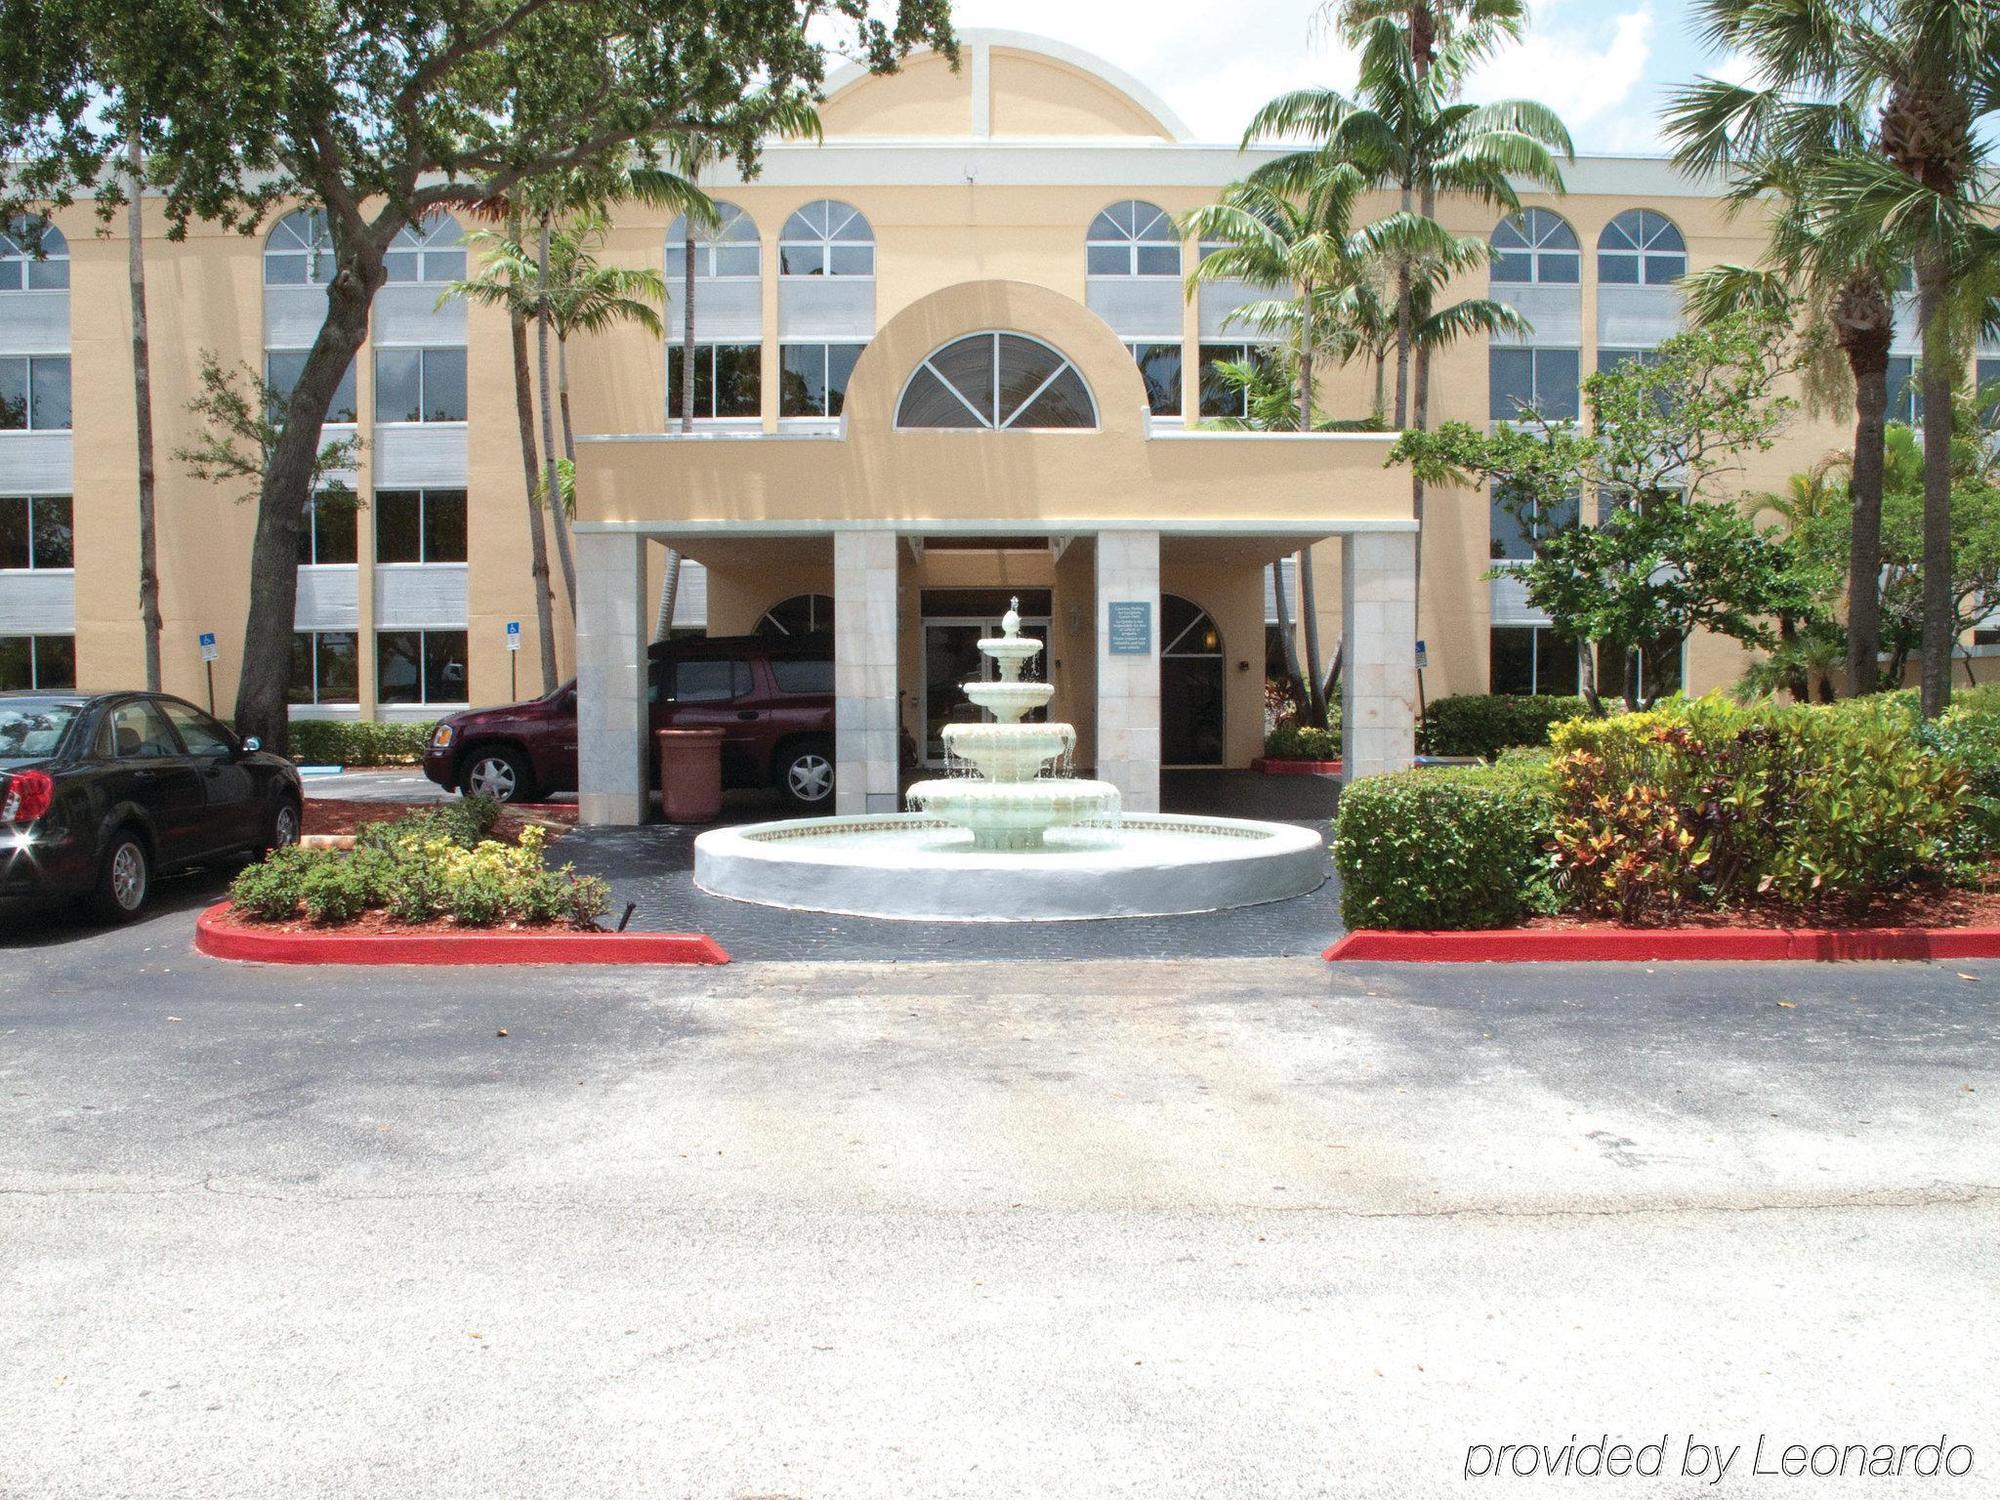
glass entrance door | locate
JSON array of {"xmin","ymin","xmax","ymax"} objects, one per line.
[{"xmin": 923, "ymin": 615, "xmax": 1050, "ymax": 764}]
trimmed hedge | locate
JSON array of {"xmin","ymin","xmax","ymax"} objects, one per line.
[
  {"xmin": 288, "ymin": 718, "xmax": 438, "ymax": 767},
  {"xmin": 1334, "ymin": 760, "xmax": 1558, "ymax": 931},
  {"xmin": 1264, "ymin": 720, "xmax": 1340, "ymax": 760},
  {"xmin": 1417, "ymin": 694, "xmax": 1587, "ymax": 760}
]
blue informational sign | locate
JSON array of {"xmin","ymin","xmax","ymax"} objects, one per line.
[
  {"xmin": 1107, "ymin": 601, "xmax": 1152, "ymax": 655},
  {"xmin": 506, "ymin": 620, "xmax": 522, "ymax": 652},
  {"xmin": 197, "ymin": 631, "xmax": 218, "ymax": 662},
  {"xmin": 1415, "ymin": 639, "xmax": 1427, "ymax": 670}
]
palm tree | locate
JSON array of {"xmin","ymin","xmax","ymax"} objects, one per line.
[
  {"xmin": 1671, "ymin": 121, "xmax": 1897, "ymax": 698},
  {"xmin": 1244, "ymin": 14, "xmax": 1569, "ymax": 639},
  {"xmin": 1672, "ymin": 0, "xmax": 2000, "ymax": 717},
  {"xmin": 122, "ymin": 125, "xmax": 162, "ymax": 691},
  {"xmin": 448, "ymin": 216, "xmax": 561, "ymax": 693}
]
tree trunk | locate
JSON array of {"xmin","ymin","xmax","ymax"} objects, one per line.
[
  {"xmin": 236, "ymin": 261, "xmax": 380, "ymax": 751},
  {"xmin": 537, "ymin": 218, "xmax": 578, "ymax": 617},
  {"xmin": 1409, "ymin": 184, "xmax": 1439, "ymax": 647},
  {"xmin": 1294, "ymin": 345, "xmax": 1327, "ymax": 728},
  {"xmin": 1839, "ymin": 279, "xmax": 1893, "ymax": 698},
  {"xmin": 510, "ymin": 308, "xmax": 558, "ymax": 694},
  {"xmin": 1270, "ymin": 559, "xmax": 1307, "ymax": 712},
  {"xmin": 1297, "ymin": 547, "xmax": 1326, "ymax": 729},
  {"xmin": 1577, "ymin": 638, "xmax": 1602, "ymax": 716},
  {"xmin": 1915, "ymin": 259, "xmax": 1954, "ymax": 718},
  {"xmin": 125, "ymin": 131, "xmax": 161, "ymax": 693}
]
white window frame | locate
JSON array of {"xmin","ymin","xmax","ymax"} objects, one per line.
[
  {"xmin": 384, "ymin": 212, "xmax": 467, "ymax": 285},
  {"xmin": 1490, "ymin": 209, "xmax": 1580, "ymax": 286},
  {"xmin": 291, "ymin": 630, "xmax": 361, "ymax": 707},
  {"xmin": 0, "ymin": 633, "xmax": 75, "ymax": 690},
  {"xmin": 1598, "ymin": 210, "xmax": 1687, "ymax": 286},
  {"xmin": 264, "ymin": 208, "xmax": 335, "ymax": 286},
  {"xmin": 374, "ymin": 627, "xmax": 469, "ymax": 708},
  {"xmin": 0, "ymin": 354, "xmax": 71, "ymax": 432},
  {"xmin": 778, "ymin": 201, "xmax": 874, "ymax": 278},
  {"xmin": 894, "ymin": 332, "xmax": 1098, "ymax": 432},
  {"xmin": 373, "ymin": 346, "xmax": 467, "ymax": 425},
  {"xmin": 666, "ymin": 203, "xmax": 760, "ymax": 281},
  {"xmin": 0, "ymin": 493, "xmax": 74, "ymax": 572},
  {"xmin": 0, "ymin": 218, "xmax": 69, "ymax": 291},
  {"xmin": 1087, "ymin": 200, "xmax": 1181, "ymax": 279}
]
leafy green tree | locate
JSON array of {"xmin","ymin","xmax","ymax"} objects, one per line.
[
  {"xmin": 173, "ymin": 355, "xmax": 362, "ymax": 544},
  {"xmin": 0, "ymin": 1, "xmax": 952, "ymax": 748},
  {"xmin": 1669, "ymin": 0, "xmax": 2000, "ymax": 717},
  {"xmin": 1393, "ymin": 313, "xmax": 1813, "ymax": 711}
]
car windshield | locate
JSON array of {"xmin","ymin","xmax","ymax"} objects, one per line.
[{"xmin": 0, "ymin": 699, "xmax": 81, "ymax": 762}]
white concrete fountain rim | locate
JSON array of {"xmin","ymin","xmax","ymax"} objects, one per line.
[{"xmin": 692, "ymin": 812, "xmax": 1328, "ymax": 921}]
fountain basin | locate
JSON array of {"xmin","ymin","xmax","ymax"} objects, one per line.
[
  {"xmin": 693, "ymin": 813, "xmax": 1327, "ymax": 921},
  {"xmin": 906, "ymin": 774, "xmax": 1120, "ymax": 849},
  {"xmin": 939, "ymin": 722, "xmax": 1074, "ymax": 782},
  {"xmin": 961, "ymin": 681, "xmax": 1055, "ymax": 721}
]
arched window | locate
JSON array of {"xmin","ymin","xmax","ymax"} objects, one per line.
[
  {"xmin": 1161, "ymin": 594, "xmax": 1224, "ymax": 766},
  {"xmin": 385, "ymin": 212, "xmax": 466, "ymax": 284},
  {"xmin": 265, "ymin": 208, "xmax": 335, "ymax": 286},
  {"xmin": 0, "ymin": 218, "xmax": 68, "ymax": 291},
  {"xmin": 1598, "ymin": 210, "xmax": 1686, "ymax": 286},
  {"xmin": 779, "ymin": 201, "xmax": 873, "ymax": 277},
  {"xmin": 756, "ymin": 594, "xmax": 835, "ymax": 639},
  {"xmin": 666, "ymin": 203, "xmax": 759, "ymax": 279},
  {"xmin": 1490, "ymin": 209, "xmax": 1579, "ymax": 285},
  {"xmin": 896, "ymin": 333, "xmax": 1098, "ymax": 431},
  {"xmin": 1087, "ymin": 200, "xmax": 1181, "ymax": 278}
]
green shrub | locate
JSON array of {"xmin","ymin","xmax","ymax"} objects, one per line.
[
  {"xmin": 1917, "ymin": 703, "xmax": 2000, "ymax": 870},
  {"xmin": 288, "ymin": 719, "xmax": 438, "ymax": 767},
  {"xmin": 1264, "ymin": 721, "xmax": 1340, "ymax": 760},
  {"xmin": 1334, "ymin": 761, "xmax": 1558, "ymax": 930},
  {"xmin": 228, "ymin": 845, "xmax": 322, "ymax": 921},
  {"xmin": 353, "ymin": 794, "xmax": 502, "ymax": 853},
  {"xmin": 296, "ymin": 855, "xmax": 373, "ymax": 925},
  {"xmin": 1417, "ymin": 694, "xmax": 1588, "ymax": 760},
  {"xmin": 1550, "ymin": 695, "xmax": 1963, "ymax": 918}
]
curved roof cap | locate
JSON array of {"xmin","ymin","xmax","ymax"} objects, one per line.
[{"xmin": 819, "ymin": 28, "xmax": 1190, "ymax": 143}]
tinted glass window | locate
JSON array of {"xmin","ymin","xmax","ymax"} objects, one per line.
[
  {"xmin": 107, "ymin": 699, "xmax": 179, "ymax": 759},
  {"xmin": 161, "ymin": 700, "xmax": 235, "ymax": 754},
  {"xmin": 30, "ymin": 635, "xmax": 71, "ymax": 689},
  {"xmin": 0, "ymin": 359, "xmax": 24, "ymax": 428},
  {"xmin": 0, "ymin": 498, "xmax": 26, "ymax": 568},
  {"xmin": 31, "ymin": 497, "xmax": 72, "ymax": 569},
  {"xmin": 421, "ymin": 348, "xmax": 467, "ymax": 421},
  {"xmin": 672, "ymin": 659, "xmax": 750, "ymax": 702},
  {"xmin": 266, "ymin": 350, "xmax": 359, "ymax": 425},
  {"xmin": 375, "ymin": 491, "xmax": 423, "ymax": 562},
  {"xmin": 1131, "ymin": 343, "xmax": 1182, "ymax": 416},
  {"xmin": 422, "ymin": 490, "xmax": 467, "ymax": 563},
  {"xmin": 769, "ymin": 659, "xmax": 834, "ymax": 693},
  {"xmin": 375, "ymin": 349, "xmax": 421, "ymax": 423},
  {"xmin": 30, "ymin": 357, "xmax": 70, "ymax": 430},
  {"xmin": 0, "ymin": 697, "xmax": 78, "ymax": 758}
]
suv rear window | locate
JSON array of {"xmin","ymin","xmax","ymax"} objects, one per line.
[
  {"xmin": 768, "ymin": 659, "xmax": 834, "ymax": 694},
  {"xmin": 671, "ymin": 659, "xmax": 753, "ymax": 703}
]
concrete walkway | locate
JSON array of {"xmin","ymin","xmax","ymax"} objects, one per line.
[{"xmin": 1, "ymin": 896, "xmax": 1995, "ymax": 1498}]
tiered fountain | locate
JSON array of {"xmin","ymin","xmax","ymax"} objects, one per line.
[
  {"xmin": 904, "ymin": 600, "xmax": 1120, "ymax": 850},
  {"xmin": 694, "ymin": 599, "xmax": 1326, "ymax": 921}
]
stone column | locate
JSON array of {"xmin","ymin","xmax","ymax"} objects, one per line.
[
  {"xmin": 575, "ymin": 529, "xmax": 650, "ymax": 826},
  {"xmin": 834, "ymin": 529, "xmax": 900, "ymax": 815},
  {"xmin": 1341, "ymin": 529, "xmax": 1418, "ymax": 783},
  {"xmin": 1095, "ymin": 529, "xmax": 1161, "ymax": 813}
]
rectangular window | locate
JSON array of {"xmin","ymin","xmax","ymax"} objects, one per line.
[
  {"xmin": 668, "ymin": 343, "xmax": 762, "ymax": 420},
  {"xmin": 1886, "ymin": 356, "xmax": 1926, "ymax": 426},
  {"xmin": 0, "ymin": 633, "xmax": 74, "ymax": 690},
  {"xmin": 373, "ymin": 489, "xmax": 466, "ymax": 564},
  {"xmin": 1597, "ymin": 347, "xmax": 1667, "ymax": 374},
  {"xmin": 669, "ymin": 658, "xmax": 753, "ymax": 703},
  {"xmin": 0, "ymin": 355, "xmax": 70, "ymax": 431},
  {"xmin": 289, "ymin": 630, "xmax": 360, "ymax": 706},
  {"xmin": 1198, "ymin": 343, "xmax": 1275, "ymax": 420},
  {"xmin": 1599, "ymin": 637, "xmax": 1685, "ymax": 702},
  {"xmin": 1490, "ymin": 626, "xmax": 1580, "ymax": 696},
  {"xmin": 265, "ymin": 350, "xmax": 360, "ymax": 425},
  {"xmin": 374, "ymin": 347, "xmax": 467, "ymax": 423},
  {"xmin": 296, "ymin": 494, "xmax": 359, "ymax": 566},
  {"xmin": 376, "ymin": 629, "xmax": 467, "ymax": 705},
  {"xmin": 1489, "ymin": 347, "xmax": 1579, "ymax": 423},
  {"xmin": 1491, "ymin": 487, "xmax": 1586, "ymax": 561},
  {"xmin": 0, "ymin": 495, "xmax": 71, "ymax": 569},
  {"xmin": 1128, "ymin": 342, "xmax": 1183, "ymax": 417},
  {"xmin": 779, "ymin": 342, "xmax": 864, "ymax": 418}
]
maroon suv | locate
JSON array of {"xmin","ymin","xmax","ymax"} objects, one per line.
[{"xmin": 422, "ymin": 637, "xmax": 836, "ymax": 808}]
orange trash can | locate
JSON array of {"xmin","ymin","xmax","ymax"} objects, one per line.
[{"xmin": 656, "ymin": 727, "xmax": 725, "ymax": 823}]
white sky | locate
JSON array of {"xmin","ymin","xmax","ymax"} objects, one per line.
[{"xmin": 945, "ymin": 0, "xmax": 1719, "ymax": 155}]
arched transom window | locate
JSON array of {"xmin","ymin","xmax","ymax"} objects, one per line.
[
  {"xmin": 1087, "ymin": 200, "xmax": 1181, "ymax": 278},
  {"xmin": 386, "ymin": 212, "xmax": 466, "ymax": 284},
  {"xmin": 757, "ymin": 594, "xmax": 835, "ymax": 638},
  {"xmin": 0, "ymin": 218, "xmax": 68, "ymax": 290},
  {"xmin": 779, "ymin": 201, "xmax": 873, "ymax": 277},
  {"xmin": 896, "ymin": 333, "xmax": 1098, "ymax": 431},
  {"xmin": 666, "ymin": 203, "xmax": 760, "ymax": 279},
  {"xmin": 1598, "ymin": 210, "xmax": 1686, "ymax": 286},
  {"xmin": 1490, "ymin": 209, "xmax": 1579, "ymax": 285},
  {"xmin": 265, "ymin": 208, "xmax": 335, "ymax": 286}
]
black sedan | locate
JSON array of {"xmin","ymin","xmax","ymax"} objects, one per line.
[{"xmin": 0, "ymin": 691, "xmax": 303, "ymax": 922}]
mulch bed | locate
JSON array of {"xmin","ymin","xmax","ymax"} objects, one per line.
[
  {"xmin": 1519, "ymin": 882, "xmax": 2000, "ymax": 934},
  {"xmin": 202, "ymin": 904, "xmax": 592, "ymax": 939},
  {"xmin": 301, "ymin": 799, "xmax": 577, "ymax": 842}
]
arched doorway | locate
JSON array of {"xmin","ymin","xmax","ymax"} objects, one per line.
[
  {"xmin": 756, "ymin": 593, "xmax": 834, "ymax": 640},
  {"xmin": 1161, "ymin": 594, "xmax": 1224, "ymax": 767}
]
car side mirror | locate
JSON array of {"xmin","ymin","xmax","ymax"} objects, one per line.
[{"xmin": 241, "ymin": 736, "xmax": 261, "ymax": 752}]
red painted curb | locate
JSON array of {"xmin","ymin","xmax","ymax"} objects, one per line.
[
  {"xmin": 1251, "ymin": 757, "xmax": 1342, "ymax": 776},
  {"xmin": 1323, "ymin": 926, "xmax": 2000, "ymax": 963},
  {"xmin": 195, "ymin": 903, "xmax": 729, "ymax": 966}
]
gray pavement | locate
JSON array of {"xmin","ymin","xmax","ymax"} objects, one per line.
[{"xmin": 2, "ymin": 898, "xmax": 1997, "ymax": 1497}]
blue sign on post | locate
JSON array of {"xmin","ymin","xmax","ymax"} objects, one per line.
[
  {"xmin": 1106, "ymin": 601, "xmax": 1152, "ymax": 655},
  {"xmin": 505, "ymin": 620, "xmax": 522, "ymax": 652},
  {"xmin": 197, "ymin": 631, "xmax": 218, "ymax": 663}
]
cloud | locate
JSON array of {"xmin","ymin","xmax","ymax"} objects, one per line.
[{"xmin": 1464, "ymin": 2, "xmax": 1658, "ymax": 142}]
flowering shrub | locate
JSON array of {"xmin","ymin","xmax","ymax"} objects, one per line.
[{"xmin": 229, "ymin": 818, "xmax": 608, "ymax": 929}]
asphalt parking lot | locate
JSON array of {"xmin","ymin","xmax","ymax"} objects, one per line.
[{"xmin": 2, "ymin": 892, "xmax": 1996, "ymax": 1498}]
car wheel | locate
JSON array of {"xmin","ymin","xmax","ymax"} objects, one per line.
[
  {"xmin": 777, "ymin": 741, "xmax": 836, "ymax": 810},
  {"xmin": 263, "ymin": 795, "xmax": 302, "ymax": 853},
  {"xmin": 91, "ymin": 831, "xmax": 151, "ymax": 924},
  {"xmin": 461, "ymin": 747, "xmax": 534, "ymax": 804}
]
